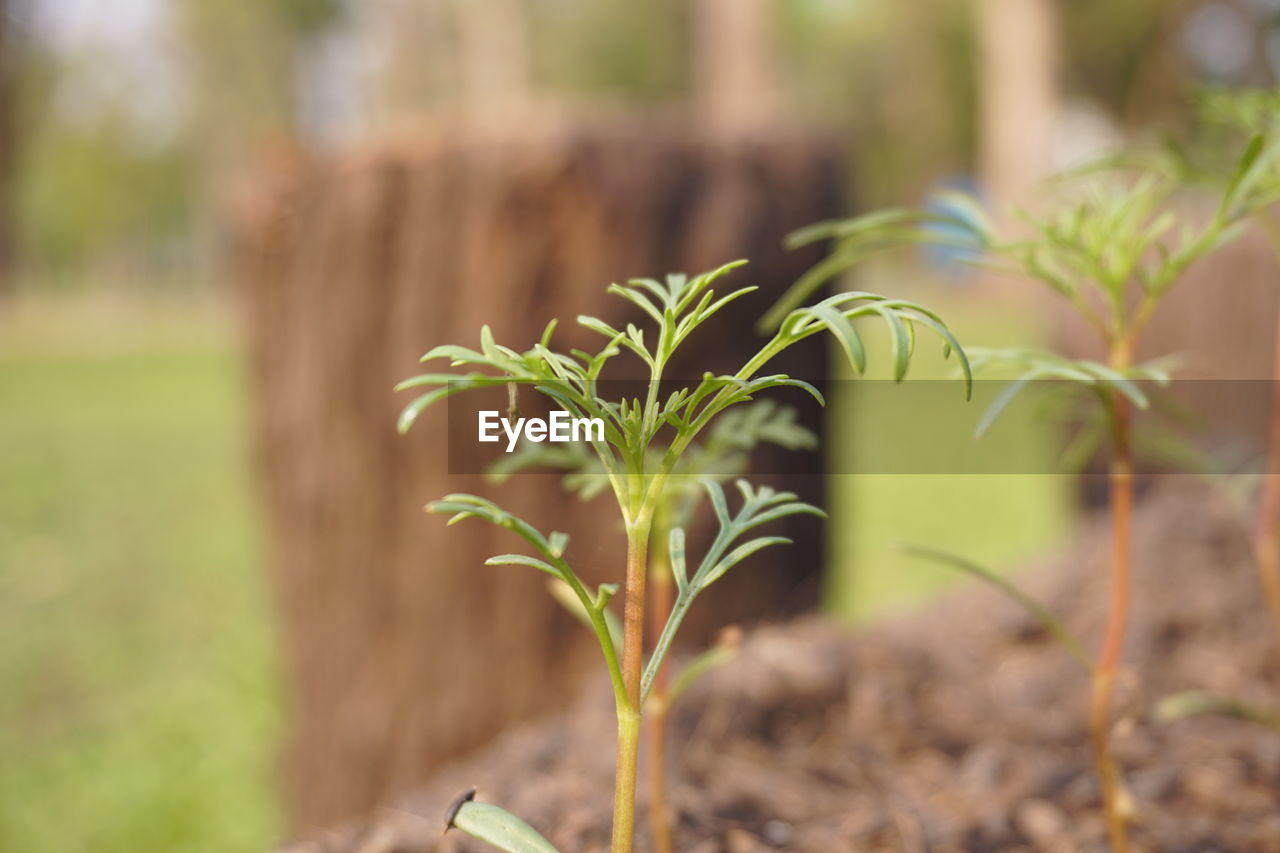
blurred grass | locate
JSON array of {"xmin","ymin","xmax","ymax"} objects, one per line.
[
  {"xmin": 825, "ymin": 271, "xmax": 1074, "ymax": 621},
  {"xmin": 0, "ymin": 292, "xmax": 280, "ymax": 853}
]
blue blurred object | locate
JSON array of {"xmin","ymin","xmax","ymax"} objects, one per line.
[{"xmin": 921, "ymin": 177, "xmax": 987, "ymax": 282}]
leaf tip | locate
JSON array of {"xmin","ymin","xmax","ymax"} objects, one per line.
[
  {"xmin": 444, "ymin": 788, "xmax": 477, "ymax": 833},
  {"xmin": 397, "ymin": 409, "xmax": 418, "ymax": 434}
]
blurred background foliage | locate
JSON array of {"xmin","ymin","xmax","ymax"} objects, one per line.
[
  {"xmin": 4, "ymin": 1, "xmax": 1280, "ymax": 851},
  {"xmin": 13, "ymin": 0, "xmax": 1280, "ymax": 276}
]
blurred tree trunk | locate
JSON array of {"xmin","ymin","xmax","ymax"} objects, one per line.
[
  {"xmin": 974, "ymin": 0, "xmax": 1059, "ymax": 217},
  {"xmin": 690, "ymin": 0, "xmax": 780, "ymax": 138},
  {"xmin": 454, "ymin": 0, "xmax": 530, "ymax": 122},
  {"xmin": 234, "ymin": 122, "xmax": 840, "ymax": 833},
  {"xmin": 362, "ymin": 0, "xmax": 452, "ymax": 125}
]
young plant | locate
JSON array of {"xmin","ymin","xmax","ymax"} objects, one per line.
[
  {"xmin": 1140, "ymin": 92, "xmax": 1280, "ymax": 734},
  {"xmin": 1193, "ymin": 92, "xmax": 1280, "ymax": 639},
  {"xmin": 964, "ymin": 177, "xmax": 1248, "ymax": 852},
  {"xmin": 778, "ymin": 162, "xmax": 1246, "ymax": 852},
  {"xmin": 491, "ymin": 400, "xmax": 816, "ymax": 853},
  {"xmin": 397, "ymin": 260, "xmax": 970, "ymax": 853}
]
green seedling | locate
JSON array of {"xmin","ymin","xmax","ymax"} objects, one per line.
[
  {"xmin": 397, "ymin": 260, "xmax": 970, "ymax": 853},
  {"xmin": 491, "ymin": 398, "xmax": 815, "ymax": 853},
  {"xmin": 1194, "ymin": 92, "xmax": 1280, "ymax": 639},
  {"xmin": 779, "ymin": 158, "xmax": 1249, "ymax": 852},
  {"xmin": 1145, "ymin": 90, "xmax": 1280, "ymax": 735},
  {"xmin": 950, "ymin": 172, "xmax": 1247, "ymax": 853}
]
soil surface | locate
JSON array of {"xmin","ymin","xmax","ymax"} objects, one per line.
[{"xmin": 281, "ymin": 483, "xmax": 1280, "ymax": 852}]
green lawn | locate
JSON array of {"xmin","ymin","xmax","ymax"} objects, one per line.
[{"xmin": 0, "ymin": 294, "xmax": 281, "ymax": 853}]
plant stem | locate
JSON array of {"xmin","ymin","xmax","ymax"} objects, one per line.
[
  {"xmin": 611, "ymin": 524, "xmax": 649, "ymax": 853},
  {"xmin": 1092, "ymin": 337, "xmax": 1133, "ymax": 853},
  {"xmin": 646, "ymin": 689, "xmax": 673, "ymax": 853},
  {"xmin": 1253, "ymin": 210, "xmax": 1280, "ymax": 641},
  {"xmin": 646, "ymin": 510, "xmax": 675, "ymax": 853},
  {"xmin": 611, "ymin": 705, "xmax": 641, "ymax": 853},
  {"xmin": 1257, "ymin": 313, "xmax": 1280, "ymax": 639}
]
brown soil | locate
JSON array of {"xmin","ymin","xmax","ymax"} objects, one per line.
[{"xmin": 281, "ymin": 483, "xmax": 1280, "ymax": 852}]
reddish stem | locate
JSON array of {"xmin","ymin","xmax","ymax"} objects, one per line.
[
  {"xmin": 1257, "ymin": 244, "xmax": 1280, "ymax": 641},
  {"xmin": 647, "ymin": 558, "xmax": 675, "ymax": 853},
  {"xmin": 610, "ymin": 528, "xmax": 649, "ymax": 853},
  {"xmin": 1090, "ymin": 339, "xmax": 1133, "ymax": 853}
]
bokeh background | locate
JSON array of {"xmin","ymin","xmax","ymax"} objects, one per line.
[{"xmin": 3, "ymin": 1, "xmax": 1280, "ymax": 850}]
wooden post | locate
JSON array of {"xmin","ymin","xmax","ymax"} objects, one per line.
[{"xmin": 234, "ymin": 122, "xmax": 840, "ymax": 831}]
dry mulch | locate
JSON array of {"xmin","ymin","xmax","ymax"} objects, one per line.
[{"xmin": 282, "ymin": 483, "xmax": 1280, "ymax": 852}]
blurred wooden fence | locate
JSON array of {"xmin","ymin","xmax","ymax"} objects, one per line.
[{"xmin": 233, "ymin": 120, "xmax": 840, "ymax": 832}]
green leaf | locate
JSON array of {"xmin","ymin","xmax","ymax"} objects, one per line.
[
  {"xmin": 903, "ymin": 545, "xmax": 1093, "ymax": 672},
  {"xmin": 765, "ymin": 292, "xmax": 971, "ymax": 398},
  {"xmin": 447, "ymin": 798, "xmax": 562, "ymax": 853},
  {"xmin": 577, "ymin": 315, "xmax": 624, "ymax": 342},
  {"xmin": 766, "ymin": 208, "xmax": 962, "ymax": 331},
  {"xmin": 641, "ymin": 479, "xmax": 822, "ymax": 702},
  {"xmin": 397, "ymin": 387, "xmax": 450, "ymax": 434},
  {"xmin": 595, "ymin": 582, "xmax": 618, "ymax": 608},
  {"xmin": 425, "ymin": 494, "xmax": 628, "ymax": 705},
  {"xmin": 705, "ymin": 479, "xmax": 731, "ymax": 525},
  {"xmin": 784, "ymin": 207, "xmax": 919, "ymax": 249},
  {"xmin": 609, "ymin": 283, "xmax": 665, "ymax": 325},
  {"xmin": 863, "ymin": 302, "xmax": 912, "ymax": 381},
  {"xmin": 735, "ymin": 500, "xmax": 826, "ymax": 531},
  {"xmin": 701, "ymin": 535, "xmax": 791, "ymax": 585},
  {"xmin": 1155, "ymin": 690, "xmax": 1280, "ymax": 731},
  {"xmin": 975, "ymin": 376, "xmax": 1033, "ymax": 438},
  {"xmin": 967, "ymin": 347, "xmax": 1168, "ymax": 436},
  {"xmin": 479, "ymin": 325, "xmax": 523, "ymax": 371},
  {"xmin": 757, "ymin": 250, "xmax": 861, "ymax": 331},
  {"xmin": 666, "ymin": 634, "xmax": 738, "ymax": 707},
  {"xmin": 903, "ymin": 311, "xmax": 973, "ymax": 399},
  {"xmin": 538, "ymin": 318, "xmax": 559, "ymax": 348},
  {"xmin": 485, "ymin": 554, "xmax": 561, "ymax": 577},
  {"xmin": 547, "ymin": 579, "xmax": 622, "ymax": 653},
  {"xmin": 420, "ymin": 344, "xmax": 487, "ymax": 365},
  {"xmin": 740, "ymin": 375, "xmax": 827, "ymax": 407},
  {"xmin": 668, "ymin": 527, "xmax": 688, "ymax": 592},
  {"xmin": 804, "ymin": 302, "xmax": 866, "ymax": 373},
  {"xmin": 1223, "ymin": 133, "xmax": 1266, "ymax": 210}
]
